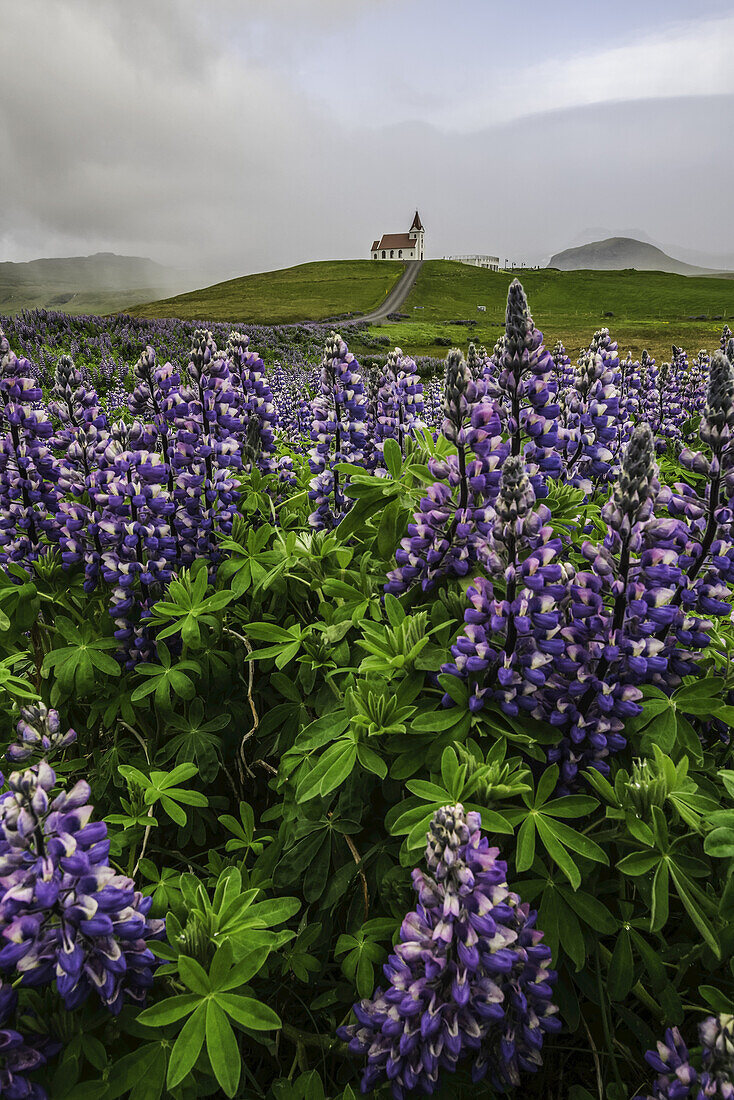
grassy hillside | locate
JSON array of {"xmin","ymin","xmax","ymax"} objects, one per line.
[
  {"xmin": 130, "ymin": 260, "xmax": 405, "ymax": 324},
  {"xmin": 403, "ymin": 262, "xmax": 734, "ymax": 320},
  {"xmin": 368, "ymin": 261, "xmax": 734, "ymax": 363},
  {"xmin": 0, "ymin": 253, "xmax": 181, "ymax": 316},
  {"xmin": 130, "ymin": 258, "xmax": 734, "ymax": 364}
]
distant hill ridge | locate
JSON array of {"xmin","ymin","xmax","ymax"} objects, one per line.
[
  {"xmin": 0, "ymin": 252, "xmax": 186, "ymax": 315},
  {"xmin": 548, "ymin": 237, "xmax": 723, "ymax": 276}
]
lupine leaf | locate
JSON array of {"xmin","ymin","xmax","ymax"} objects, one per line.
[{"xmin": 166, "ymin": 1003, "xmax": 206, "ymax": 1090}]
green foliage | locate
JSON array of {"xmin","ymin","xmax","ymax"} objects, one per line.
[
  {"xmin": 10, "ymin": 417, "xmax": 734, "ymax": 1099},
  {"xmin": 131, "ymin": 260, "xmax": 406, "ymax": 325}
]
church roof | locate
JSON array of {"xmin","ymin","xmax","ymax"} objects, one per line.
[
  {"xmin": 371, "ymin": 240, "xmax": 380, "ymax": 252},
  {"xmin": 410, "ymin": 210, "xmax": 424, "ymax": 231},
  {"xmin": 375, "ymin": 233, "xmax": 416, "ymax": 250}
]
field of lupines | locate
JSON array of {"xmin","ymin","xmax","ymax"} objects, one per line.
[{"xmin": 0, "ymin": 283, "xmax": 733, "ymax": 1098}]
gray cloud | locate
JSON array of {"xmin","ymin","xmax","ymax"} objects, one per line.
[{"xmin": 1, "ymin": 0, "xmax": 732, "ymax": 282}]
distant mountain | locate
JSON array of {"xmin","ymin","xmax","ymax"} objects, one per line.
[
  {"xmin": 547, "ymin": 237, "xmax": 718, "ymax": 276},
  {"xmin": 0, "ymin": 252, "xmax": 189, "ymax": 315}
]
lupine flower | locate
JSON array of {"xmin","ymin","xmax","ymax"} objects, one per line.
[
  {"xmin": 646, "ymin": 1014, "xmax": 734, "ymax": 1098},
  {"xmin": 618, "ymin": 350, "xmax": 643, "ymax": 428},
  {"xmin": 95, "ymin": 419, "xmax": 176, "ymax": 666},
  {"xmin": 375, "ymin": 348, "xmax": 424, "ymax": 456},
  {"xmin": 168, "ymin": 330, "xmax": 244, "ymax": 566},
  {"xmin": 48, "ymin": 354, "xmax": 106, "ymax": 448},
  {"xmin": 486, "ymin": 280, "xmax": 561, "ymax": 488},
  {"xmin": 225, "ymin": 331, "xmax": 280, "ymax": 475},
  {"xmin": 338, "ymin": 804, "xmax": 559, "ymax": 1097},
  {"xmin": 442, "ymin": 455, "xmax": 569, "ymax": 717},
  {"xmin": 6, "ymin": 705, "xmax": 76, "ymax": 765},
  {"xmin": 550, "ymin": 340, "xmax": 573, "ymax": 394},
  {"xmin": 547, "ymin": 424, "xmax": 665, "ymax": 782},
  {"xmin": 307, "ymin": 334, "xmax": 369, "ymax": 529},
  {"xmin": 466, "ymin": 343, "xmax": 490, "ymax": 382},
  {"xmin": 656, "ymin": 350, "xmax": 734, "ymax": 668},
  {"xmin": 0, "ymin": 761, "xmax": 164, "ymax": 1015},
  {"xmin": 558, "ymin": 343, "xmax": 620, "ymax": 490},
  {"xmin": 386, "ymin": 350, "xmax": 500, "ymax": 594},
  {"xmin": 0, "ymin": 1004, "xmax": 50, "ymax": 1099},
  {"xmin": 0, "ymin": 331, "xmax": 58, "ymax": 565}
]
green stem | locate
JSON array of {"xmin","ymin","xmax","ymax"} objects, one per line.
[
  {"xmin": 280, "ymin": 1022, "xmax": 346, "ymax": 1056},
  {"xmin": 595, "ymin": 945, "xmax": 628, "ymax": 1095}
]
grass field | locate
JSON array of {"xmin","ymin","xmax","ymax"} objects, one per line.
[
  {"xmin": 0, "ymin": 283, "xmax": 172, "ymax": 317},
  {"xmin": 363, "ymin": 262, "xmax": 734, "ymax": 363},
  {"xmin": 130, "ymin": 258, "xmax": 734, "ymax": 364},
  {"xmin": 130, "ymin": 260, "xmax": 405, "ymax": 324}
]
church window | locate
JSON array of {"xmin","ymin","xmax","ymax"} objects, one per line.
[
  {"xmin": 382, "ymin": 250, "xmax": 386, "ymax": 258},
  {"xmin": 398, "ymin": 249, "xmax": 402, "ymax": 258}
]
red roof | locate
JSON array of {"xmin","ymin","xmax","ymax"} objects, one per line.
[
  {"xmin": 410, "ymin": 210, "xmax": 424, "ymax": 231},
  {"xmin": 375, "ymin": 233, "xmax": 416, "ymax": 251},
  {"xmin": 371, "ymin": 240, "xmax": 380, "ymax": 251}
]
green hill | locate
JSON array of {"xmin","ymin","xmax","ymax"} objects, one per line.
[
  {"xmin": 403, "ymin": 262, "xmax": 734, "ymax": 321},
  {"xmin": 387, "ymin": 262, "xmax": 734, "ymax": 363},
  {"xmin": 547, "ymin": 236, "xmax": 716, "ymax": 275},
  {"xmin": 131, "ymin": 258, "xmax": 734, "ymax": 364},
  {"xmin": 131, "ymin": 260, "xmax": 405, "ymax": 324},
  {"xmin": 0, "ymin": 253, "xmax": 183, "ymax": 315}
]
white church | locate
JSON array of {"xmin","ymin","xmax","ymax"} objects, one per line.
[{"xmin": 370, "ymin": 211, "xmax": 424, "ymax": 260}]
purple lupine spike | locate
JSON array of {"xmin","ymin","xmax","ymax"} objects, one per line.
[
  {"xmin": 307, "ymin": 333, "xmax": 369, "ymax": 528},
  {"xmin": 653, "ymin": 350, "xmax": 734, "ymax": 673},
  {"xmin": 493, "ymin": 280, "xmax": 561, "ymax": 486},
  {"xmin": 95, "ymin": 418, "xmax": 176, "ymax": 667},
  {"xmin": 48, "ymin": 354, "xmax": 106, "ymax": 446},
  {"xmin": 442, "ymin": 454, "xmax": 569, "ymax": 718},
  {"xmin": 0, "ymin": 760, "xmax": 164, "ymax": 1016},
  {"xmin": 225, "ymin": 331, "xmax": 281, "ymax": 476},
  {"xmin": 385, "ymin": 349, "xmax": 500, "ymax": 595},
  {"xmin": 172, "ymin": 329, "xmax": 245, "ymax": 567},
  {"xmin": 645, "ymin": 1014, "xmax": 734, "ymax": 1098},
  {"xmin": 467, "ymin": 342, "xmax": 492, "ymax": 383},
  {"xmin": 558, "ymin": 343, "xmax": 620, "ymax": 490},
  {"xmin": 337, "ymin": 804, "xmax": 559, "ymax": 1097},
  {"xmin": 6, "ymin": 705, "xmax": 76, "ymax": 765},
  {"xmin": 374, "ymin": 347, "xmax": 424, "ymax": 459},
  {"xmin": 617, "ymin": 350, "xmax": 643, "ymax": 440},
  {"xmin": 550, "ymin": 339, "xmax": 574, "ymax": 397},
  {"xmin": 547, "ymin": 423, "xmax": 663, "ymax": 783},
  {"xmin": 0, "ymin": 330, "xmax": 59, "ymax": 564}
]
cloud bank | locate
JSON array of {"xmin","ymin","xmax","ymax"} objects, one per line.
[{"xmin": 0, "ymin": 0, "xmax": 732, "ymax": 280}]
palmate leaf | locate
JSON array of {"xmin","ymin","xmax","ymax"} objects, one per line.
[
  {"xmin": 513, "ymin": 767, "xmax": 606, "ymax": 888},
  {"xmin": 144, "ymin": 940, "xmax": 282, "ymax": 1097}
]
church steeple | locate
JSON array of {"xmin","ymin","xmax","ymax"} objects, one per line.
[{"xmin": 408, "ymin": 210, "xmax": 425, "ymax": 259}]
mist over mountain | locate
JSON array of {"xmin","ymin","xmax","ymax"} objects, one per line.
[
  {"xmin": 547, "ymin": 236, "xmax": 726, "ymax": 275},
  {"xmin": 0, "ymin": 252, "xmax": 191, "ymax": 315},
  {"xmin": 550, "ymin": 233, "xmax": 734, "ymax": 274}
]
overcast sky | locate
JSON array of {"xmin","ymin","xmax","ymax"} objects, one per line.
[{"xmin": 1, "ymin": 0, "xmax": 733, "ymax": 281}]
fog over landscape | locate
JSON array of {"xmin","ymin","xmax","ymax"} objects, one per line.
[{"xmin": 1, "ymin": 0, "xmax": 733, "ymax": 282}]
